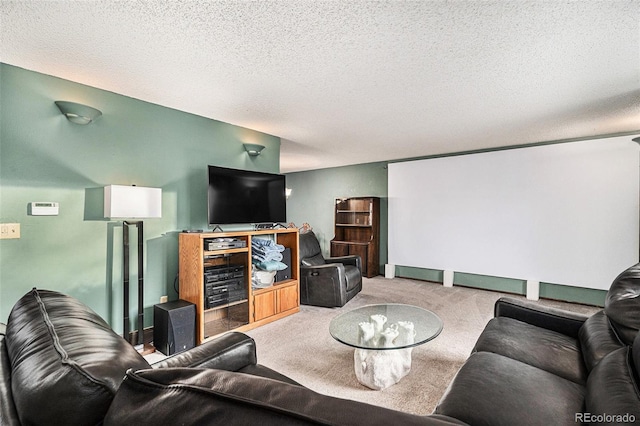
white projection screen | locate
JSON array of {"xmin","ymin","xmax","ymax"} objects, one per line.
[{"xmin": 388, "ymin": 137, "xmax": 639, "ymax": 290}]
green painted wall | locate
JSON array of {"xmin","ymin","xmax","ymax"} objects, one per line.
[
  {"xmin": 285, "ymin": 162, "xmax": 388, "ymax": 267},
  {"xmin": 0, "ymin": 64, "xmax": 281, "ymax": 330}
]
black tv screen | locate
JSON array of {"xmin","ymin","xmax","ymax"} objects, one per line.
[{"xmin": 207, "ymin": 166, "xmax": 287, "ymax": 225}]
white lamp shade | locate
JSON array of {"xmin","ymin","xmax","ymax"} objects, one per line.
[{"xmin": 104, "ymin": 185, "xmax": 162, "ymax": 219}]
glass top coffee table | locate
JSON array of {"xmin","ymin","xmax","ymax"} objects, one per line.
[{"xmin": 329, "ymin": 303, "xmax": 443, "ymax": 390}]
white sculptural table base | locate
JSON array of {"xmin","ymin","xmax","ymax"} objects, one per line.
[
  {"xmin": 354, "ymin": 347, "xmax": 414, "ymax": 390},
  {"xmin": 329, "ymin": 304, "xmax": 443, "ymax": 391}
]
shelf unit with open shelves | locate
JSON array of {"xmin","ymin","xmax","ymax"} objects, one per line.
[{"xmin": 179, "ymin": 228, "xmax": 299, "ymax": 344}]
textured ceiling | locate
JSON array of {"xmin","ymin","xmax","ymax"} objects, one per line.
[{"xmin": 2, "ymin": 1, "xmax": 639, "ymax": 172}]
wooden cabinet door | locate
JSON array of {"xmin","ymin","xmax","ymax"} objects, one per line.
[
  {"xmin": 331, "ymin": 241, "xmax": 350, "ymax": 257},
  {"xmin": 253, "ymin": 291, "xmax": 276, "ymax": 322},
  {"xmin": 348, "ymin": 244, "xmax": 369, "ymax": 275},
  {"xmin": 277, "ymin": 285, "xmax": 298, "ymax": 313}
]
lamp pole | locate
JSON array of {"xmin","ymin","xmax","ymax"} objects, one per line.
[
  {"xmin": 633, "ymin": 137, "xmax": 640, "ymax": 262},
  {"xmin": 124, "ymin": 221, "xmax": 145, "ymax": 349}
]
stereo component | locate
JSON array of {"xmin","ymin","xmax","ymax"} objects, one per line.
[
  {"xmin": 205, "ymin": 238, "xmax": 247, "ymax": 251},
  {"xmin": 203, "ymin": 264, "xmax": 247, "ymax": 309},
  {"xmin": 275, "ymin": 248, "xmax": 292, "ymax": 282}
]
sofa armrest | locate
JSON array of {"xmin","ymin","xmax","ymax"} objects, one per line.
[
  {"xmin": 301, "ymin": 263, "xmax": 347, "ymax": 280},
  {"xmin": 494, "ymin": 297, "xmax": 589, "ymax": 338},
  {"xmin": 151, "ymin": 332, "xmax": 257, "ymax": 371},
  {"xmin": 0, "ymin": 324, "xmax": 20, "ymax": 426},
  {"xmin": 326, "ymin": 255, "xmax": 362, "ymax": 271},
  {"xmin": 300, "ymin": 264, "xmax": 348, "ymax": 307}
]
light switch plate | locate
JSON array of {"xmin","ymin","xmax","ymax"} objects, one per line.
[{"xmin": 0, "ymin": 223, "xmax": 20, "ymax": 239}]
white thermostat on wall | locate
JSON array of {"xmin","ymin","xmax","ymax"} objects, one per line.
[{"xmin": 29, "ymin": 202, "xmax": 59, "ymax": 216}]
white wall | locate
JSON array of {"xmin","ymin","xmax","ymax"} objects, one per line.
[{"xmin": 388, "ymin": 136, "xmax": 639, "ymax": 290}]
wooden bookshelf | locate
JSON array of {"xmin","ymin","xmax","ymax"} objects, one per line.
[{"xmin": 330, "ymin": 197, "xmax": 380, "ymax": 278}]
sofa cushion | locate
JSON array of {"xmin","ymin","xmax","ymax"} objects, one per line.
[
  {"xmin": 604, "ymin": 262, "xmax": 640, "ymax": 345},
  {"xmin": 435, "ymin": 352, "xmax": 585, "ymax": 426},
  {"xmin": 105, "ymin": 368, "xmax": 467, "ymax": 426},
  {"xmin": 6, "ymin": 288, "xmax": 150, "ymax": 426},
  {"xmin": 472, "ymin": 316, "xmax": 587, "ymax": 384},
  {"xmin": 238, "ymin": 364, "xmax": 302, "ymax": 385},
  {"xmin": 578, "ymin": 310, "xmax": 624, "ymax": 371},
  {"xmin": 585, "ymin": 338, "xmax": 640, "ymax": 423},
  {"xmin": 299, "ymin": 231, "xmax": 323, "ymax": 264},
  {"xmin": 301, "ymin": 253, "xmax": 325, "ymax": 266}
]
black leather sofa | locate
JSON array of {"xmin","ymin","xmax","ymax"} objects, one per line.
[
  {"xmin": 0, "ymin": 289, "xmax": 301, "ymax": 426},
  {"xmin": 2, "ymin": 264, "xmax": 639, "ymax": 425},
  {"xmin": 299, "ymin": 230, "xmax": 362, "ymax": 307},
  {"xmin": 434, "ymin": 261, "xmax": 640, "ymax": 425}
]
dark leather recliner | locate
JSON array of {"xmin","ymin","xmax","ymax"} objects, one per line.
[{"xmin": 298, "ymin": 230, "xmax": 362, "ymax": 307}]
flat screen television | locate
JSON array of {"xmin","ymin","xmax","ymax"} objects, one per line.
[{"xmin": 207, "ymin": 165, "xmax": 287, "ymax": 225}]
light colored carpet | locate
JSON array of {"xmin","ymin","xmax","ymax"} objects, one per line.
[{"xmin": 245, "ymin": 276, "xmax": 599, "ymax": 416}]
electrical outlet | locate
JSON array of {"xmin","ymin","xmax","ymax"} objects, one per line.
[
  {"xmin": 0, "ymin": 223, "xmax": 20, "ymax": 239},
  {"xmin": 160, "ymin": 295, "xmax": 168, "ymax": 304}
]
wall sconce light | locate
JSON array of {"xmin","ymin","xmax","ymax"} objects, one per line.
[
  {"xmin": 243, "ymin": 143, "xmax": 265, "ymax": 156},
  {"xmin": 285, "ymin": 188, "xmax": 293, "ymax": 199},
  {"xmin": 55, "ymin": 101, "xmax": 102, "ymax": 125}
]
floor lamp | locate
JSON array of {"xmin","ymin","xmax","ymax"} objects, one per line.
[
  {"xmin": 634, "ymin": 137, "xmax": 640, "ymax": 261},
  {"xmin": 104, "ymin": 185, "xmax": 162, "ymax": 350}
]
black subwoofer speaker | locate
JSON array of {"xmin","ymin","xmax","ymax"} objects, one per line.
[
  {"xmin": 153, "ymin": 300, "xmax": 195, "ymax": 356},
  {"xmin": 275, "ymin": 247, "xmax": 292, "ymax": 282}
]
